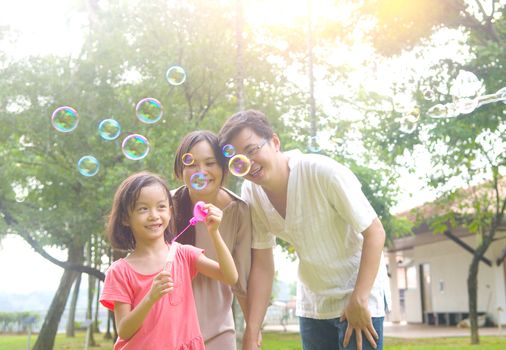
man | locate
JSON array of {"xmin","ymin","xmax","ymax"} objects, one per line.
[{"xmin": 219, "ymin": 110, "xmax": 390, "ymax": 350}]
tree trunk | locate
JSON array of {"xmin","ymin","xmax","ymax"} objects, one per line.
[
  {"xmin": 234, "ymin": 2, "xmax": 246, "ymax": 347},
  {"xmin": 65, "ymin": 273, "xmax": 82, "ymax": 337},
  {"xmin": 233, "ymin": 297, "xmax": 244, "ymax": 349},
  {"xmin": 86, "ymin": 240, "xmax": 97, "ymax": 346},
  {"xmin": 93, "ymin": 238, "xmax": 102, "ymax": 333},
  {"xmin": 103, "ymin": 310, "xmax": 113, "ymax": 340},
  {"xmin": 467, "ymin": 255, "xmax": 480, "ymax": 344},
  {"xmin": 33, "ymin": 243, "xmax": 83, "ymax": 350},
  {"xmin": 94, "ymin": 278, "xmax": 101, "ymax": 333},
  {"xmin": 104, "ymin": 249, "xmax": 114, "ymax": 340},
  {"xmin": 467, "ymin": 224, "xmax": 495, "ymax": 345},
  {"xmin": 235, "ymin": 0, "xmax": 245, "ymax": 111},
  {"xmin": 306, "ymin": 0, "xmax": 317, "ymax": 142}
]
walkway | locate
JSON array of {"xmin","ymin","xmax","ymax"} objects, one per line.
[
  {"xmin": 384, "ymin": 322, "xmax": 505, "ymax": 338},
  {"xmin": 263, "ymin": 322, "xmax": 505, "ymax": 339}
]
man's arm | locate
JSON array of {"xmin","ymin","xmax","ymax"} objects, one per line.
[
  {"xmin": 243, "ymin": 248, "xmax": 274, "ymax": 350},
  {"xmin": 342, "ymin": 217, "xmax": 386, "ymax": 350}
]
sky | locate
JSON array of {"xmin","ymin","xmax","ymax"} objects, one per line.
[
  {"xmin": 0, "ymin": 235, "xmax": 66, "ymax": 294},
  {"xmin": 0, "ymin": 0, "xmax": 308, "ymax": 296},
  {"xmin": 0, "ymin": 234, "xmax": 298, "ymax": 294},
  {"xmin": 0, "ymin": 0, "xmax": 441, "ymax": 297}
]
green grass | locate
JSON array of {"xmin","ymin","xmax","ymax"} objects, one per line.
[
  {"xmin": 0, "ymin": 332, "xmax": 504, "ymax": 350},
  {"xmin": 384, "ymin": 336, "xmax": 505, "ymax": 350},
  {"xmin": 0, "ymin": 332, "xmax": 111, "ymax": 350},
  {"xmin": 263, "ymin": 332, "xmax": 303, "ymax": 349}
]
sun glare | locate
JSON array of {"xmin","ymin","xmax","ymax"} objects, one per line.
[
  {"xmin": 0, "ymin": 0, "xmax": 84, "ymax": 57},
  {"xmin": 244, "ymin": 0, "xmax": 345, "ymax": 28}
]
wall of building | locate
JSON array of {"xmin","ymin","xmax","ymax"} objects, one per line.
[{"xmin": 392, "ymin": 231, "xmax": 506, "ymax": 325}]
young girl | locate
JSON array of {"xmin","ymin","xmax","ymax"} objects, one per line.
[
  {"xmin": 100, "ymin": 171, "xmax": 238, "ymax": 350},
  {"xmin": 172, "ymin": 131, "xmax": 253, "ymax": 349}
]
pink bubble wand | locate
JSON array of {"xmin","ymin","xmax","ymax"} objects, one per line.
[{"xmin": 171, "ymin": 201, "xmax": 208, "ymax": 243}]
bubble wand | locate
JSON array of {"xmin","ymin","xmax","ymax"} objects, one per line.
[
  {"xmin": 165, "ymin": 201, "xmax": 208, "ymax": 272},
  {"xmin": 171, "ymin": 201, "xmax": 208, "ymax": 243}
]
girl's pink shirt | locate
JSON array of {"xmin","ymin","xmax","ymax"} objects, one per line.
[{"xmin": 100, "ymin": 243, "xmax": 205, "ymax": 350}]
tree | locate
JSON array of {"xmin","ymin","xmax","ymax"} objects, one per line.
[
  {"xmin": 1, "ymin": 1, "xmax": 407, "ymax": 348},
  {"xmin": 0, "ymin": 1, "xmax": 304, "ymax": 348},
  {"xmin": 65, "ymin": 274, "xmax": 82, "ymax": 337},
  {"xmin": 353, "ymin": 0, "xmax": 506, "ymax": 344}
]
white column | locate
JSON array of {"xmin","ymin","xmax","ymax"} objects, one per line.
[{"xmin": 388, "ymin": 252, "xmax": 402, "ymax": 323}]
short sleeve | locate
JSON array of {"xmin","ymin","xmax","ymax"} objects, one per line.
[
  {"xmin": 241, "ymin": 181, "xmax": 276, "ymax": 249},
  {"xmin": 230, "ymin": 201, "xmax": 252, "ymax": 298},
  {"xmin": 320, "ymin": 160, "xmax": 377, "ymax": 233},
  {"xmin": 178, "ymin": 244, "xmax": 204, "ymax": 278},
  {"xmin": 99, "ymin": 261, "xmax": 132, "ymax": 311}
]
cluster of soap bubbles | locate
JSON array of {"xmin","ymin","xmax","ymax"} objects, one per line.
[
  {"xmin": 181, "ymin": 153, "xmax": 210, "ymax": 191},
  {"xmin": 397, "ymin": 106, "xmax": 421, "ymax": 134},
  {"xmin": 50, "ymin": 65, "xmax": 187, "ymax": 176},
  {"xmin": 180, "ymin": 143, "xmax": 253, "ymax": 191},
  {"xmin": 398, "ymin": 70, "xmax": 506, "ymax": 134},
  {"xmin": 222, "ymin": 144, "xmax": 253, "ymax": 177}
]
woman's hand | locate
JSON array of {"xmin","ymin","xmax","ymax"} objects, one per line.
[{"xmin": 203, "ymin": 203, "xmax": 222, "ymax": 233}]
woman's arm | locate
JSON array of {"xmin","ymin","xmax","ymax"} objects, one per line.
[
  {"xmin": 196, "ymin": 204, "xmax": 238, "ymax": 285},
  {"xmin": 197, "ymin": 229, "xmax": 239, "ymax": 285},
  {"xmin": 231, "ymin": 202, "xmax": 253, "ymax": 317}
]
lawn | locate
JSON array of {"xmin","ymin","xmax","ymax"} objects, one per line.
[{"xmin": 0, "ymin": 332, "xmax": 504, "ymax": 350}]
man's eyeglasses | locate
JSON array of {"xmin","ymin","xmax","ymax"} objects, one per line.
[{"xmin": 244, "ymin": 139, "xmax": 268, "ymax": 158}]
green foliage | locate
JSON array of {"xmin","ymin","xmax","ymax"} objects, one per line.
[
  {"xmin": 0, "ymin": 0, "xmax": 298, "ymax": 260},
  {"xmin": 0, "ymin": 312, "xmax": 40, "ymax": 333},
  {"xmin": 360, "ymin": 0, "xmax": 469, "ymax": 56},
  {"xmin": 350, "ymin": 162, "xmax": 410, "ymax": 244},
  {"xmin": 357, "ymin": 0, "xmax": 506, "ymax": 223}
]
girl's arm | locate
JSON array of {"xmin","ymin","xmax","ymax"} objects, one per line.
[
  {"xmin": 114, "ymin": 270, "xmax": 173, "ymax": 340},
  {"xmin": 196, "ymin": 204, "xmax": 238, "ymax": 285}
]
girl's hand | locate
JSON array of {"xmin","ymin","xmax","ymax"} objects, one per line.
[
  {"xmin": 146, "ymin": 270, "xmax": 173, "ymax": 304},
  {"xmin": 203, "ymin": 203, "xmax": 222, "ymax": 233}
]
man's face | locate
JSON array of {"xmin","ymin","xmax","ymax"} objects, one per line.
[{"xmin": 229, "ymin": 128, "xmax": 274, "ymax": 185}]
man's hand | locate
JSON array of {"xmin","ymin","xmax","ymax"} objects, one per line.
[{"xmin": 340, "ymin": 295, "xmax": 378, "ymax": 350}]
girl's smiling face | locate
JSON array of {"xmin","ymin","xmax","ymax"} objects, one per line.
[{"xmin": 125, "ymin": 183, "xmax": 171, "ymax": 244}]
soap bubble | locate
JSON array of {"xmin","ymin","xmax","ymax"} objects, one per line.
[
  {"xmin": 166, "ymin": 65, "xmax": 187, "ymax": 86},
  {"xmin": 421, "ymin": 87, "xmax": 436, "ymax": 102},
  {"xmin": 51, "ymin": 106, "xmax": 79, "ymax": 132},
  {"xmin": 77, "ymin": 155, "xmax": 99, "ymax": 177},
  {"xmin": 398, "ymin": 114, "xmax": 418, "ymax": 134},
  {"xmin": 135, "ymin": 98, "xmax": 163, "ymax": 124},
  {"xmin": 98, "ymin": 119, "xmax": 121, "ymax": 140},
  {"xmin": 222, "ymin": 144, "xmax": 236, "ymax": 158},
  {"xmin": 228, "ymin": 154, "xmax": 251, "ymax": 177},
  {"xmin": 122, "ymin": 134, "xmax": 150, "ymax": 160},
  {"xmin": 190, "ymin": 172, "xmax": 208, "ymax": 190},
  {"xmin": 456, "ymin": 97, "xmax": 478, "ymax": 115},
  {"xmin": 308, "ymin": 136, "xmax": 321, "ymax": 153},
  {"xmin": 182, "ymin": 153, "xmax": 194, "ymax": 166},
  {"xmin": 450, "ymin": 70, "xmax": 483, "ymax": 100},
  {"xmin": 427, "ymin": 104, "xmax": 448, "ymax": 119}
]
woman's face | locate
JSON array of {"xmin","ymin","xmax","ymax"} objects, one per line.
[{"xmin": 181, "ymin": 140, "xmax": 224, "ymax": 196}]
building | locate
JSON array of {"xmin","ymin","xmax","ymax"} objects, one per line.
[{"xmin": 386, "ymin": 181, "xmax": 506, "ymax": 327}]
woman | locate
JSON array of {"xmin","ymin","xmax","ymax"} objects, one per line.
[{"xmin": 172, "ymin": 130, "xmax": 252, "ymax": 349}]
